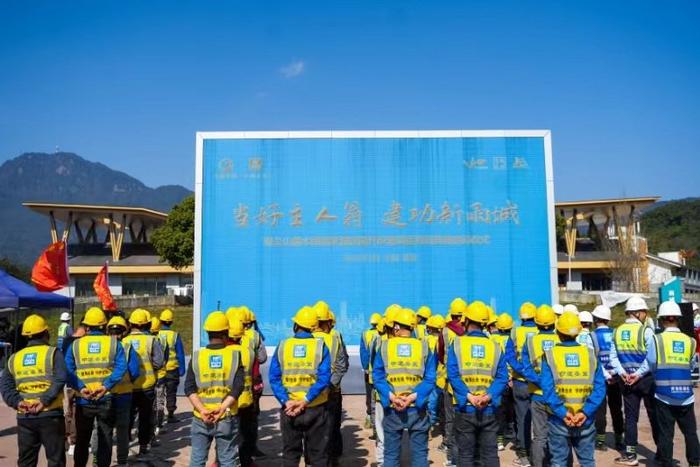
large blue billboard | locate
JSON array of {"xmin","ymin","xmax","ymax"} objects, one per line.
[{"xmin": 194, "ymin": 131, "xmax": 556, "ymax": 348}]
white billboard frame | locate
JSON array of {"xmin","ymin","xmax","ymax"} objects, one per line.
[{"xmin": 194, "ymin": 130, "xmax": 555, "ymax": 351}]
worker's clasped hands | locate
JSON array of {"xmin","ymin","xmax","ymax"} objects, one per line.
[
  {"xmin": 389, "ymin": 392, "xmax": 417, "ymax": 411},
  {"xmin": 17, "ymin": 400, "xmax": 45, "ymax": 414},
  {"xmin": 621, "ymin": 373, "xmax": 640, "ymax": 386},
  {"xmin": 563, "ymin": 411, "xmax": 587, "ymax": 427},
  {"xmin": 199, "ymin": 407, "xmax": 226, "ymax": 424},
  {"xmin": 467, "ymin": 393, "xmax": 491, "ymax": 409},
  {"xmin": 79, "ymin": 385, "xmax": 108, "ymax": 401},
  {"xmin": 284, "ymin": 399, "xmax": 308, "ymax": 417}
]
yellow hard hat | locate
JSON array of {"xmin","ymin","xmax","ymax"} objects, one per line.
[
  {"xmin": 143, "ymin": 309, "xmax": 152, "ymax": 321},
  {"xmin": 496, "ymin": 313, "xmax": 514, "ymax": 331},
  {"xmin": 376, "ymin": 317, "xmax": 386, "ymax": 333},
  {"xmin": 535, "ymin": 304, "xmax": 556, "ymax": 326},
  {"xmin": 417, "ymin": 306, "xmax": 432, "ymax": 320},
  {"xmin": 487, "ymin": 306, "xmax": 497, "ymax": 325},
  {"xmin": 384, "ymin": 304, "xmax": 402, "ymax": 326},
  {"xmin": 445, "ymin": 312, "xmax": 452, "ymax": 321},
  {"xmin": 519, "ymin": 302, "xmax": 537, "ymax": 320},
  {"xmin": 393, "ymin": 308, "xmax": 417, "ymax": 329},
  {"xmin": 314, "ymin": 301, "xmax": 332, "ymax": 321},
  {"xmin": 556, "ymin": 311, "xmax": 582, "ymax": 337},
  {"xmin": 228, "ymin": 318, "xmax": 245, "ymax": 338},
  {"xmin": 108, "ymin": 316, "xmax": 128, "ymax": 329},
  {"xmin": 22, "ymin": 314, "xmax": 48, "ymax": 336},
  {"xmin": 150, "ymin": 317, "xmax": 161, "ymax": 333},
  {"xmin": 239, "ymin": 306, "xmax": 253, "ymax": 324},
  {"xmin": 225, "ymin": 307, "xmax": 239, "ymax": 322},
  {"xmin": 229, "ymin": 307, "xmax": 250, "ymax": 324},
  {"xmin": 449, "ymin": 297, "xmax": 468, "ymax": 317},
  {"xmin": 293, "ymin": 306, "xmax": 318, "ymax": 330},
  {"xmin": 249, "ymin": 310, "xmax": 257, "ymax": 322},
  {"xmin": 204, "ymin": 311, "xmax": 229, "ymax": 332},
  {"xmin": 369, "ymin": 313, "xmax": 382, "ymax": 326},
  {"xmin": 329, "ymin": 310, "xmax": 336, "ymax": 324},
  {"xmin": 160, "ymin": 309, "xmax": 174, "ymax": 322},
  {"xmin": 129, "ymin": 309, "xmax": 150, "ymax": 326},
  {"xmin": 426, "ymin": 315, "xmax": 446, "ymax": 330},
  {"xmin": 464, "ymin": 301, "xmax": 489, "ymax": 325},
  {"xmin": 83, "ymin": 307, "xmax": 107, "ymax": 326}
]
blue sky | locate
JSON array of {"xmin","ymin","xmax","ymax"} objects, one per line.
[{"xmin": 0, "ymin": 1, "xmax": 698, "ymax": 201}]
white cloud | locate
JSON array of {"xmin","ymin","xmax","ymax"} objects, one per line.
[{"xmin": 279, "ymin": 60, "xmax": 305, "ymax": 78}]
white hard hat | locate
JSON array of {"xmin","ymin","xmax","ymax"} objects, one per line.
[
  {"xmin": 579, "ymin": 311, "xmax": 594, "ymax": 324},
  {"xmin": 657, "ymin": 300, "xmax": 682, "ymax": 318},
  {"xmin": 625, "ymin": 296, "xmax": 648, "ymax": 312},
  {"xmin": 60, "ymin": 312, "xmax": 71, "ymax": 321},
  {"xmin": 591, "ymin": 305, "xmax": 612, "ymax": 321},
  {"xmin": 563, "ymin": 304, "xmax": 579, "ymax": 315},
  {"xmin": 553, "ymin": 304, "xmax": 565, "ymax": 316}
]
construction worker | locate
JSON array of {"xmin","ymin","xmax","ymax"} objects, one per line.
[
  {"xmin": 313, "ymin": 300, "xmax": 349, "ymax": 465},
  {"xmin": 158, "ymin": 308, "xmax": 185, "ymax": 424},
  {"xmin": 374, "ymin": 305, "xmax": 401, "ymax": 466},
  {"xmin": 552, "ymin": 304, "xmax": 564, "ymax": 317},
  {"xmin": 65, "ymin": 307, "xmax": 127, "ymax": 467},
  {"xmin": 590, "ymin": 305, "xmax": 624, "ymax": 451},
  {"xmin": 491, "ymin": 312, "xmax": 516, "ymax": 451},
  {"xmin": 577, "ymin": 311, "xmax": 594, "ymax": 348},
  {"xmin": 0, "ymin": 314, "xmax": 67, "ymax": 467},
  {"xmin": 425, "ymin": 314, "xmax": 446, "ymax": 428},
  {"xmin": 57, "ymin": 312, "xmax": 73, "ymax": 353},
  {"xmin": 438, "ymin": 297, "xmax": 467, "ymax": 466},
  {"xmin": 511, "ymin": 301, "xmax": 538, "ymax": 467},
  {"xmin": 447, "ymin": 301, "xmax": 508, "ymax": 466},
  {"xmin": 186, "ymin": 311, "xmax": 245, "ymax": 467},
  {"xmin": 150, "ymin": 317, "xmax": 168, "ymax": 437},
  {"xmin": 361, "ymin": 313, "xmax": 382, "ymax": 429},
  {"xmin": 521, "ymin": 304, "xmax": 560, "ymax": 467},
  {"xmin": 373, "ymin": 308, "xmax": 436, "ymax": 467},
  {"xmin": 269, "ymin": 306, "xmax": 331, "ymax": 467},
  {"xmin": 648, "ymin": 300, "xmax": 700, "ymax": 467},
  {"xmin": 415, "ymin": 305, "xmax": 432, "ymax": 340},
  {"xmin": 540, "ymin": 311, "xmax": 605, "ymax": 467},
  {"xmin": 485, "ymin": 307, "xmax": 498, "ymax": 336},
  {"xmin": 122, "ymin": 308, "xmax": 164, "ymax": 456},
  {"xmin": 226, "ymin": 318, "xmax": 256, "ymax": 467},
  {"xmin": 610, "ymin": 296, "xmax": 660, "ymax": 465},
  {"xmin": 107, "ymin": 316, "xmax": 140, "ymax": 466}
]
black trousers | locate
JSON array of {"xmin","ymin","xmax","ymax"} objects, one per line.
[
  {"xmin": 595, "ymin": 376, "xmax": 624, "ymax": 436},
  {"xmin": 280, "ymin": 403, "xmax": 329, "ymax": 467},
  {"xmin": 131, "ymin": 389, "xmax": 155, "ymax": 447},
  {"xmin": 164, "ymin": 370, "xmax": 180, "ymax": 415},
  {"xmin": 328, "ymin": 389, "xmax": 343, "ymax": 458},
  {"xmin": 455, "ymin": 411, "xmax": 500, "ymax": 467},
  {"xmin": 497, "ymin": 386, "xmax": 514, "ymax": 438},
  {"xmin": 621, "ymin": 374, "xmax": 659, "ymax": 450},
  {"xmin": 656, "ymin": 401, "xmax": 700, "ymax": 467},
  {"xmin": 17, "ymin": 415, "xmax": 66, "ymax": 467},
  {"xmin": 239, "ymin": 404, "xmax": 257, "ymax": 467},
  {"xmin": 364, "ymin": 373, "xmax": 372, "ymax": 416},
  {"xmin": 75, "ymin": 401, "xmax": 114, "ymax": 467}
]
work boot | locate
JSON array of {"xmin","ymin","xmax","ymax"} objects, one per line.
[
  {"xmin": 513, "ymin": 456, "xmax": 531, "ymax": 466},
  {"xmin": 614, "ymin": 453, "xmax": 638, "ymax": 466},
  {"xmin": 497, "ymin": 435, "xmax": 505, "ymax": 451},
  {"xmin": 595, "ymin": 440, "xmax": 607, "ymax": 451},
  {"xmin": 167, "ymin": 412, "xmax": 177, "ymax": 423}
]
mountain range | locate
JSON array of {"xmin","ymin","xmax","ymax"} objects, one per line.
[{"xmin": 0, "ymin": 152, "xmax": 192, "ymax": 267}]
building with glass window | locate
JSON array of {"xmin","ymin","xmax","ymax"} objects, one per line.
[{"xmin": 23, "ymin": 202, "xmax": 193, "ymax": 298}]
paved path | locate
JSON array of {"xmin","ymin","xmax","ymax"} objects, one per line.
[{"xmin": 0, "ymin": 394, "xmax": 693, "ymax": 466}]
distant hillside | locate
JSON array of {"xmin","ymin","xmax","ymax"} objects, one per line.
[
  {"xmin": 642, "ymin": 198, "xmax": 700, "ymax": 268},
  {"xmin": 0, "ymin": 152, "xmax": 192, "ymax": 266}
]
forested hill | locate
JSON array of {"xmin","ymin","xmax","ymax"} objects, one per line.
[{"xmin": 642, "ymin": 198, "xmax": 700, "ymax": 268}]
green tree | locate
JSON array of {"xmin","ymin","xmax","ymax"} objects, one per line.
[
  {"xmin": 151, "ymin": 195, "xmax": 195, "ymax": 270},
  {"xmin": 555, "ymin": 213, "xmax": 566, "ymax": 252}
]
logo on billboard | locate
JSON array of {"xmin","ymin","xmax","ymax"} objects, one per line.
[{"xmin": 216, "ymin": 159, "xmax": 235, "ymax": 180}]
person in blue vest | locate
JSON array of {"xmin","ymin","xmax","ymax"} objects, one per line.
[
  {"xmin": 540, "ymin": 311, "xmax": 606, "ymax": 467},
  {"xmin": 447, "ymin": 300, "xmax": 509, "ymax": 466},
  {"xmin": 590, "ymin": 305, "xmax": 624, "ymax": 451},
  {"xmin": 609, "ymin": 296, "xmax": 660, "ymax": 466},
  {"xmin": 647, "ymin": 300, "xmax": 700, "ymax": 467},
  {"xmin": 57, "ymin": 312, "xmax": 73, "ymax": 353}
]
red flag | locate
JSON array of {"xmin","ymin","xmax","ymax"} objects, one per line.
[
  {"xmin": 31, "ymin": 241, "xmax": 70, "ymax": 292},
  {"xmin": 94, "ymin": 263, "xmax": 117, "ymax": 311}
]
